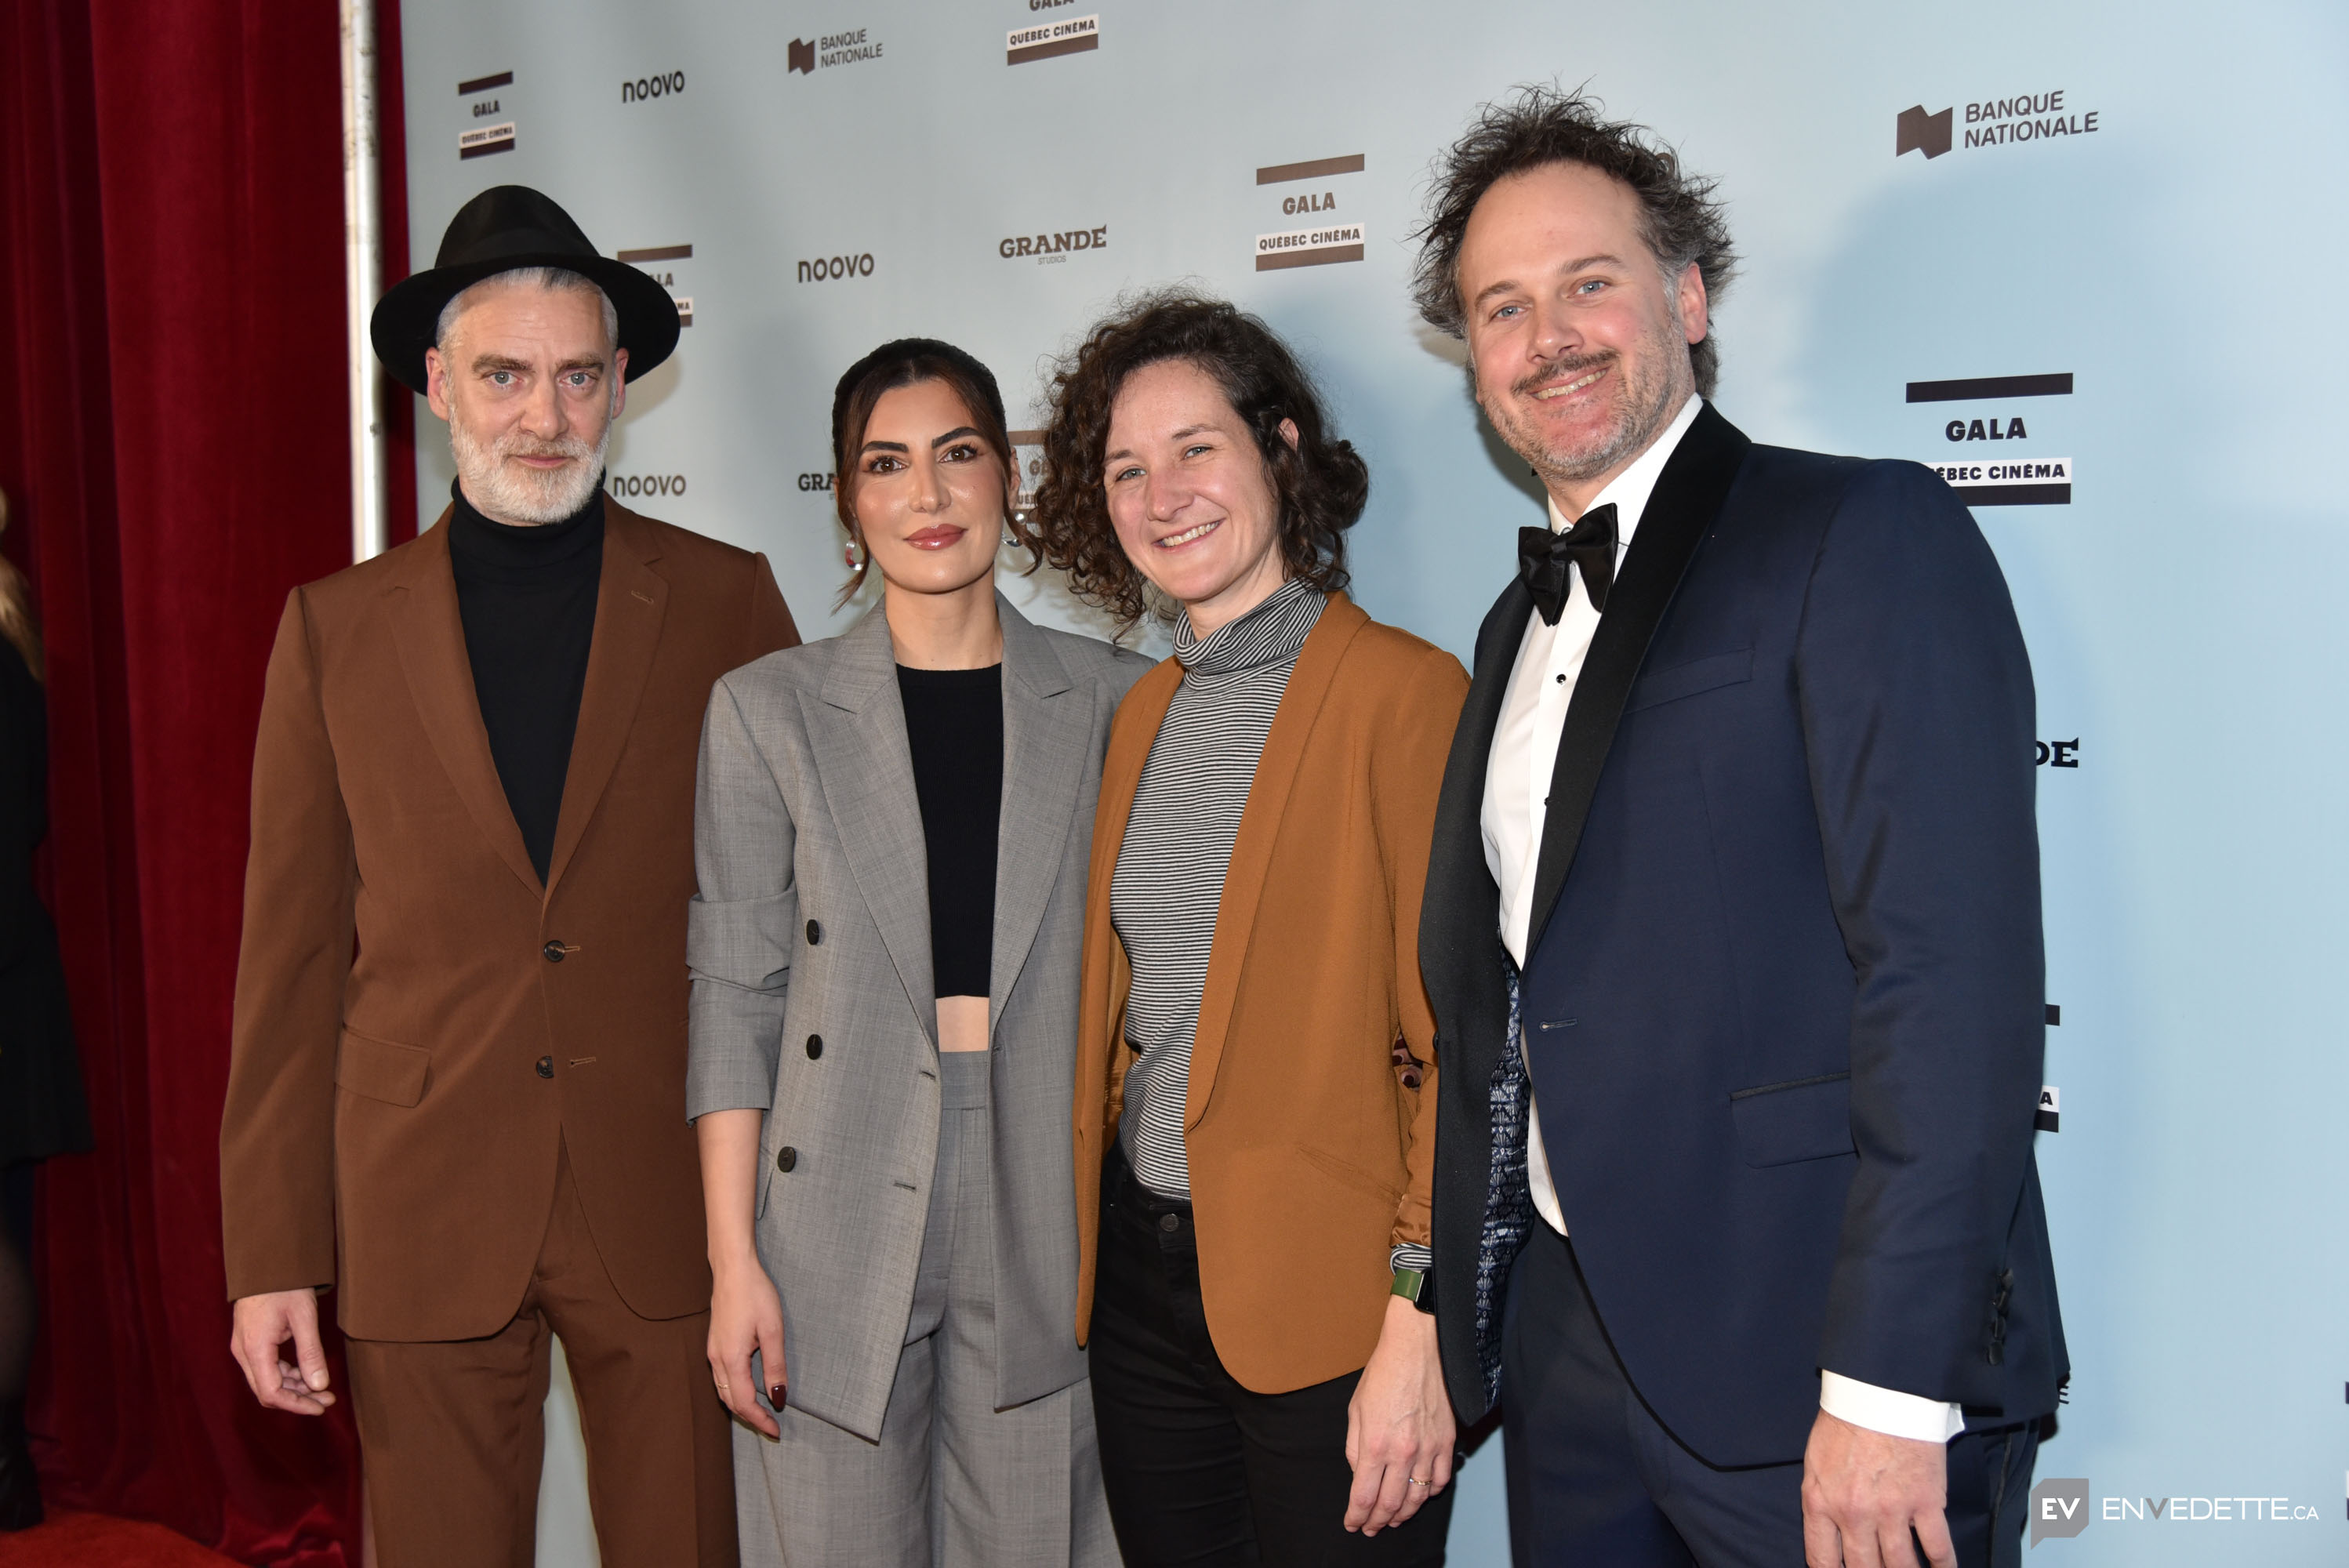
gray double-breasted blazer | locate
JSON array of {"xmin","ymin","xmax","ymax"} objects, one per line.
[{"xmin": 685, "ymin": 593, "xmax": 1149, "ymax": 1442}]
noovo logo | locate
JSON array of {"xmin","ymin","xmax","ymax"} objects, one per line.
[
  {"xmin": 605, "ymin": 474, "xmax": 687, "ymax": 499},
  {"xmin": 621, "ymin": 70, "xmax": 685, "ymax": 103},
  {"xmin": 797, "ymin": 254, "xmax": 875, "ymax": 282}
]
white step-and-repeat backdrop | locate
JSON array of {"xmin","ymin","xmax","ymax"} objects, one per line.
[{"xmin": 396, "ymin": 3, "xmax": 2349, "ymax": 1563}]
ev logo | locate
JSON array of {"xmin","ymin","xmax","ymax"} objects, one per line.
[{"xmin": 2029, "ymin": 1477, "xmax": 2089, "ymax": 1545}]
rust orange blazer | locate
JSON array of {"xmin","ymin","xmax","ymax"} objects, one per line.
[
  {"xmin": 220, "ymin": 501, "xmax": 797, "ymax": 1341},
  {"xmin": 1073, "ymin": 593, "xmax": 1469, "ymax": 1393}
]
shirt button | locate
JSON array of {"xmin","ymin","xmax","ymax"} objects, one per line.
[
  {"xmin": 804, "ymin": 920, "xmax": 822, "ymax": 946},
  {"xmin": 805, "ymin": 1034, "xmax": 823, "ymax": 1060},
  {"xmin": 542, "ymin": 940, "xmax": 566, "ymax": 963},
  {"xmin": 775, "ymin": 1146, "xmax": 797, "ymax": 1173},
  {"xmin": 1157, "ymin": 1212, "xmax": 1180, "ymax": 1234},
  {"xmin": 535, "ymin": 1055, "xmax": 554, "ymax": 1079}
]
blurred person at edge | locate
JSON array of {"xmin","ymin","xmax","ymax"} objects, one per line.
[
  {"xmin": 688, "ymin": 339, "xmax": 1146, "ymax": 1566},
  {"xmin": 1029, "ymin": 292, "xmax": 1469, "ymax": 1567},
  {"xmin": 219, "ymin": 186, "xmax": 798, "ymax": 1567},
  {"xmin": 1410, "ymin": 89, "xmax": 2064, "ymax": 1568},
  {"xmin": 0, "ymin": 485, "xmax": 96, "ymax": 1533}
]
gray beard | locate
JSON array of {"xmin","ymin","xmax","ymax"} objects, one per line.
[{"xmin": 450, "ymin": 415, "xmax": 610, "ymax": 524}]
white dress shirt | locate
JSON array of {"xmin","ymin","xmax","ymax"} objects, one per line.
[{"xmin": 1479, "ymin": 394, "xmax": 1963, "ymax": 1445}]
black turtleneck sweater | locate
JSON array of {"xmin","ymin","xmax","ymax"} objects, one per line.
[{"xmin": 448, "ymin": 479, "xmax": 604, "ymax": 883}]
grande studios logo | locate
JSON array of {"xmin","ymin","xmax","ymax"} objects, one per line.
[
  {"xmin": 1898, "ymin": 88, "xmax": 2101, "ymax": 159},
  {"xmin": 2028, "ymin": 1478, "xmax": 2329, "ymax": 1545},
  {"xmin": 1000, "ymin": 225, "xmax": 1106, "ymax": 264}
]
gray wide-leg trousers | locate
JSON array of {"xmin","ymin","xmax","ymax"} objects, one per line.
[{"xmin": 735, "ymin": 1052, "xmax": 1120, "ymax": 1567}]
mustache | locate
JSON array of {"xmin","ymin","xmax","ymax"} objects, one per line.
[
  {"xmin": 1512, "ymin": 351, "xmax": 1617, "ymax": 400},
  {"xmin": 488, "ymin": 428, "xmax": 597, "ymax": 464}
]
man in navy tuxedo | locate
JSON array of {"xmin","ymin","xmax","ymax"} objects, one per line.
[{"xmin": 1410, "ymin": 89, "xmax": 2065, "ymax": 1568}]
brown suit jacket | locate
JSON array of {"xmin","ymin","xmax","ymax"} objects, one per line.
[
  {"xmin": 1073, "ymin": 593, "xmax": 1468, "ymax": 1393},
  {"xmin": 220, "ymin": 501, "xmax": 798, "ymax": 1341}
]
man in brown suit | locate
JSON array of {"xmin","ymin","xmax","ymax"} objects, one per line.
[{"xmin": 220, "ymin": 186, "xmax": 797, "ymax": 1566}]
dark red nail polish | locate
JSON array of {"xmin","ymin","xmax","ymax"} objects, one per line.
[{"xmin": 770, "ymin": 1384, "xmax": 786, "ymax": 1409}]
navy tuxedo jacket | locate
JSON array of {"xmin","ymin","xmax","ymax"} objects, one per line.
[{"xmin": 1421, "ymin": 403, "xmax": 2066, "ymax": 1466}]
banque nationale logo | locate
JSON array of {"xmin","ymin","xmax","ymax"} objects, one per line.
[
  {"xmin": 789, "ymin": 30, "xmax": 883, "ymax": 75},
  {"xmin": 2028, "ymin": 1477, "xmax": 2330, "ymax": 1544},
  {"xmin": 1899, "ymin": 90, "xmax": 2100, "ymax": 159}
]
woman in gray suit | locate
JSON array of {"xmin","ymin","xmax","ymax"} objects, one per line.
[{"xmin": 688, "ymin": 338, "xmax": 1145, "ymax": 1566}]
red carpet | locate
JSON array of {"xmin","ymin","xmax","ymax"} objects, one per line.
[{"xmin": 0, "ymin": 1512, "xmax": 241, "ymax": 1567}]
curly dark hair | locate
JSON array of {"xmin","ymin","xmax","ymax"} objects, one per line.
[
  {"xmin": 1029, "ymin": 291, "xmax": 1368, "ymax": 627},
  {"xmin": 829, "ymin": 337, "xmax": 1021, "ymax": 606},
  {"xmin": 1411, "ymin": 85, "xmax": 1738, "ymax": 397}
]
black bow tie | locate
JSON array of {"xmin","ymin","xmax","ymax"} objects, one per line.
[{"xmin": 1518, "ymin": 503, "xmax": 1617, "ymax": 626}]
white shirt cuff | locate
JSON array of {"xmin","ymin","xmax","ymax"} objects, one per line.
[{"xmin": 1817, "ymin": 1370, "xmax": 1965, "ymax": 1443}]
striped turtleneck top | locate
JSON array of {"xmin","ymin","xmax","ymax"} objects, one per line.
[
  {"xmin": 1109, "ymin": 579, "xmax": 1433, "ymax": 1275},
  {"xmin": 1112, "ymin": 577, "xmax": 1325, "ymax": 1203}
]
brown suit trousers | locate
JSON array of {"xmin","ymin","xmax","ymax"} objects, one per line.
[{"xmin": 221, "ymin": 501, "xmax": 797, "ymax": 1563}]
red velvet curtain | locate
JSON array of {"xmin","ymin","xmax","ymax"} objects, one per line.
[{"xmin": 0, "ymin": 1, "xmax": 411, "ymax": 1560}]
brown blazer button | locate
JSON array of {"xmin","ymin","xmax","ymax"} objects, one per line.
[
  {"xmin": 535, "ymin": 1055, "xmax": 554, "ymax": 1079},
  {"xmin": 775, "ymin": 1146, "xmax": 797, "ymax": 1172},
  {"xmin": 805, "ymin": 1034, "xmax": 823, "ymax": 1059},
  {"xmin": 804, "ymin": 920, "xmax": 822, "ymax": 946},
  {"xmin": 542, "ymin": 939, "xmax": 566, "ymax": 963}
]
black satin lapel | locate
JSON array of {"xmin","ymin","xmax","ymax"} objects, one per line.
[
  {"xmin": 1523, "ymin": 405, "xmax": 1753, "ymax": 955},
  {"xmin": 1417, "ymin": 579, "xmax": 1532, "ymax": 1036}
]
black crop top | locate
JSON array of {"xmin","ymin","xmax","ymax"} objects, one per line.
[{"xmin": 895, "ymin": 665, "xmax": 1004, "ymax": 1000}]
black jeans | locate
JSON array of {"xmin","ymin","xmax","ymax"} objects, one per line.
[
  {"xmin": 1088, "ymin": 1147, "xmax": 1451, "ymax": 1567},
  {"xmin": 1502, "ymin": 1219, "xmax": 2039, "ymax": 1568}
]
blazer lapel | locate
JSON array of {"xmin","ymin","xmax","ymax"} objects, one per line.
[
  {"xmin": 1185, "ymin": 593, "xmax": 1371, "ymax": 1131},
  {"xmin": 1418, "ymin": 579, "xmax": 1533, "ymax": 1032},
  {"xmin": 544, "ymin": 502, "xmax": 667, "ymax": 895},
  {"xmin": 809, "ymin": 604, "xmax": 939, "ymax": 1046},
  {"xmin": 989, "ymin": 596, "xmax": 1087, "ymax": 1029},
  {"xmin": 1523, "ymin": 401, "xmax": 1752, "ymax": 954},
  {"xmin": 385, "ymin": 514, "xmax": 542, "ymax": 898}
]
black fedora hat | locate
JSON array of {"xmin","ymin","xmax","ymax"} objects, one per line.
[{"xmin": 369, "ymin": 185, "xmax": 681, "ymax": 397}]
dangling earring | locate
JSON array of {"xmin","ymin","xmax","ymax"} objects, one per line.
[{"xmin": 844, "ymin": 535, "xmax": 863, "ymax": 569}]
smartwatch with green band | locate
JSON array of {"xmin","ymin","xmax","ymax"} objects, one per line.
[{"xmin": 1391, "ymin": 1266, "xmax": 1436, "ymax": 1315}]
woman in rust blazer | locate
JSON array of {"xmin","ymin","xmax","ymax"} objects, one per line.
[{"xmin": 1031, "ymin": 292, "xmax": 1469, "ymax": 1566}]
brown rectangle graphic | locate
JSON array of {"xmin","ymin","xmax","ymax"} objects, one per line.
[
  {"xmin": 1008, "ymin": 34, "xmax": 1098, "ymax": 64},
  {"xmin": 1255, "ymin": 244, "xmax": 1364, "ymax": 271},
  {"xmin": 458, "ymin": 71, "xmax": 513, "ymax": 95},
  {"xmin": 618, "ymin": 244, "xmax": 693, "ymax": 263},
  {"xmin": 1008, "ymin": 430, "xmax": 1046, "ymax": 445},
  {"xmin": 459, "ymin": 139, "xmax": 515, "ymax": 159},
  {"xmin": 1256, "ymin": 154, "xmax": 1365, "ymax": 186}
]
